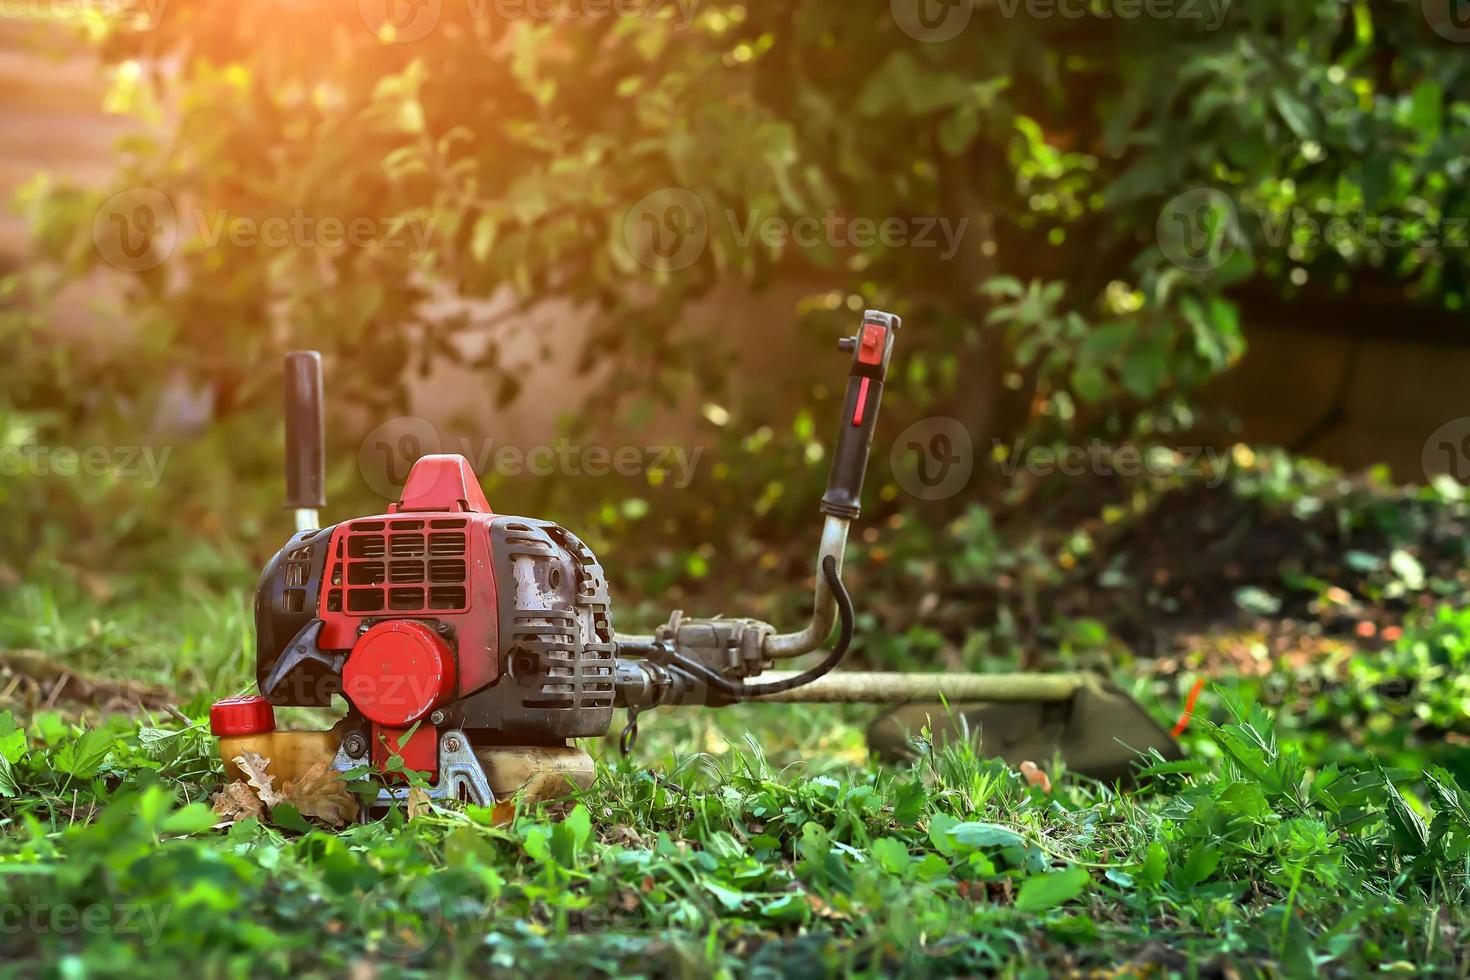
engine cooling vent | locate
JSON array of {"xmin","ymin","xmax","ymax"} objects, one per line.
[
  {"xmin": 280, "ymin": 544, "xmax": 313, "ymax": 614},
  {"xmin": 510, "ymin": 610, "xmax": 615, "ymax": 712},
  {"xmin": 325, "ymin": 518, "xmax": 469, "ymax": 614},
  {"xmin": 500, "ymin": 521, "xmax": 614, "ymax": 714}
]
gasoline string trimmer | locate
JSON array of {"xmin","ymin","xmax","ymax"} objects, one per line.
[{"xmin": 210, "ymin": 311, "xmax": 1181, "ymax": 810}]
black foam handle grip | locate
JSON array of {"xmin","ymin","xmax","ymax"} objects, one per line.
[
  {"xmin": 283, "ymin": 351, "xmax": 326, "ymax": 509},
  {"xmin": 820, "ymin": 310, "xmax": 901, "ymax": 519}
]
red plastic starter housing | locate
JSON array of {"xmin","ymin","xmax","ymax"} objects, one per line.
[
  {"xmin": 342, "ymin": 620, "xmax": 457, "ymax": 728},
  {"xmin": 209, "ymin": 695, "xmax": 276, "ymax": 737}
]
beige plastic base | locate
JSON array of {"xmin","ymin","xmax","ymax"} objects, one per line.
[
  {"xmin": 475, "ymin": 744, "xmax": 596, "ymax": 805},
  {"xmin": 220, "ymin": 729, "xmax": 342, "ymax": 784}
]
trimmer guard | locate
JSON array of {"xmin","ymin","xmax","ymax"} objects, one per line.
[{"xmin": 865, "ymin": 676, "xmax": 1184, "ymax": 784}]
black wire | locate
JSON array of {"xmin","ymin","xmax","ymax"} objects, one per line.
[{"xmin": 649, "ymin": 555, "xmax": 853, "ymax": 701}]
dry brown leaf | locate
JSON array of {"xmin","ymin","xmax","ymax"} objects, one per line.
[
  {"xmin": 406, "ymin": 787, "xmax": 432, "ymax": 820},
  {"xmin": 212, "ymin": 781, "xmax": 265, "ymax": 822},
  {"xmin": 806, "ymin": 894, "xmax": 850, "ymax": 921},
  {"xmin": 280, "ymin": 761, "xmax": 360, "ymax": 827},
  {"xmin": 1019, "ymin": 760, "xmax": 1052, "ymax": 794},
  {"xmin": 235, "ymin": 752, "xmax": 284, "ymax": 807},
  {"xmin": 608, "ymin": 824, "xmax": 645, "ymax": 846}
]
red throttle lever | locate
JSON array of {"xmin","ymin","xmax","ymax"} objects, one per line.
[{"xmin": 821, "ymin": 309, "xmax": 901, "ymax": 519}]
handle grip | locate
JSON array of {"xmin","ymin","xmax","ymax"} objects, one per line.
[
  {"xmin": 821, "ymin": 310, "xmax": 901, "ymax": 519},
  {"xmin": 283, "ymin": 351, "xmax": 326, "ymax": 511}
]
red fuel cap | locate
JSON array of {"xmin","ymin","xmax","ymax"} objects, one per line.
[
  {"xmin": 210, "ymin": 695, "xmax": 276, "ymax": 737},
  {"xmin": 342, "ymin": 620, "xmax": 457, "ymax": 727}
]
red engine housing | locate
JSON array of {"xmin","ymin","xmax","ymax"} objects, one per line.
[{"xmin": 253, "ymin": 455, "xmax": 616, "ymax": 773}]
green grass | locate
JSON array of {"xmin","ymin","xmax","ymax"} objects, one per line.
[
  {"xmin": 2, "ymin": 573, "xmax": 1470, "ymax": 978},
  {"xmin": 3, "ymin": 696, "xmax": 1468, "ymax": 976},
  {"xmin": 4, "ymin": 453, "xmax": 1470, "ymax": 977}
]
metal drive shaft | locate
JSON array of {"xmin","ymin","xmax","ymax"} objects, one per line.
[{"xmin": 744, "ymin": 671, "xmax": 1090, "ymax": 704}]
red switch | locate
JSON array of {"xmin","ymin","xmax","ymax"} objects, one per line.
[{"xmin": 857, "ymin": 323, "xmax": 886, "ymax": 366}]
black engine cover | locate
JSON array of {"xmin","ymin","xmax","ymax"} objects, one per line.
[{"xmin": 454, "ymin": 517, "xmax": 616, "ymax": 742}]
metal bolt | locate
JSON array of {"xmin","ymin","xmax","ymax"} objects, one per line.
[
  {"xmin": 430, "ymin": 710, "xmax": 447, "ymax": 726},
  {"xmin": 445, "ymin": 736, "xmax": 463, "ymax": 753},
  {"xmin": 343, "ymin": 732, "xmax": 367, "ymax": 758}
]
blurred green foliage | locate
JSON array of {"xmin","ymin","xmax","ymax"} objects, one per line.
[
  {"xmin": 0, "ymin": 1, "xmax": 1464, "ymax": 614},
  {"xmin": 3, "ymin": 2, "xmax": 1468, "ymax": 584}
]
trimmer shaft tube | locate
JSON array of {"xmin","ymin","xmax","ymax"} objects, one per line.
[{"xmin": 745, "ymin": 671, "xmax": 1088, "ymax": 704}]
